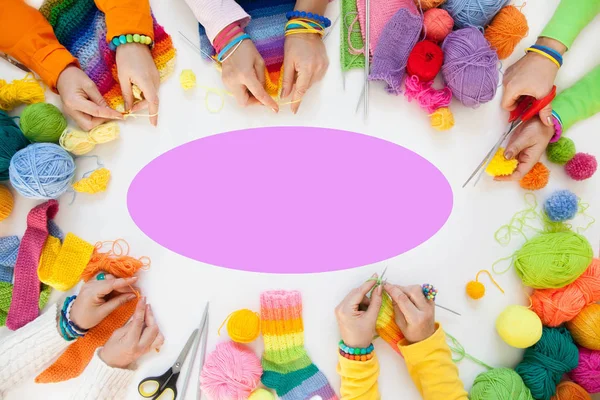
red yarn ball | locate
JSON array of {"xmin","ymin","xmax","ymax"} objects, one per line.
[
  {"xmin": 423, "ymin": 8, "xmax": 454, "ymax": 42},
  {"xmin": 407, "ymin": 40, "xmax": 444, "ymax": 82},
  {"xmin": 565, "ymin": 153, "xmax": 597, "ymax": 181}
]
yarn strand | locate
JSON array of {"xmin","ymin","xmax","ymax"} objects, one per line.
[{"xmin": 445, "ymin": 331, "xmax": 493, "ymax": 370}]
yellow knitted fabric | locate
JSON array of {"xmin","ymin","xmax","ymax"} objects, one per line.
[
  {"xmin": 37, "ymin": 233, "xmax": 94, "ymax": 291},
  {"xmin": 265, "ymin": 67, "xmax": 284, "ymax": 98},
  {"xmin": 485, "ymin": 147, "xmax": 519, "ymax": 176},
  {"xmin": 37, "ymin": 236, "xmax": 62, "ymax": 286},
  {"xmin": 72, "ymin": 168, "xmax": 111, "ymax": 194},
  {"xmin": 376, "ymin": 293, "xmax": 404, "ymax": 354}
]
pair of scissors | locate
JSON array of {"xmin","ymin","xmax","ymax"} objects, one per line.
[
  {"xmin": 138, "ymin": 303, "xmax": 210, "ymax": 400},
  {"xmin": 0, "ymin": 53, "xmax": 30, "ymax": 73},
  {"xmin": 462, "ymin": 86, "xmax": 557, "ymax": 188}
]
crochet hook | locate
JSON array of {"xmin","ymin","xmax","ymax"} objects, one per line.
[{"xmin": 178, "ymin": 31, "xmax": 220, "ymax": 65}]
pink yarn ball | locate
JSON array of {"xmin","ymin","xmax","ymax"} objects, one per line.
[
  {"xmin": 569, "ymin": 347, "xmax": 600, "ymax": 393},
  {"xmin": 565, "ymin": 153, "xmax": 597, "ymax": 181},
  {"xmin": 423, "ymin": 8, "xmax": 454, "ymax": 42},
  {"xmin": 200, "ymin": 341, "xmax": 263, "ymax": 400}
]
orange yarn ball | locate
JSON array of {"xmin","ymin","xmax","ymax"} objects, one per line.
[
  {"xmin": 466, "ymin": 281, "xmax": 485, "ymax": 299},
  {"xmin": 415, "ymin": 0, "xmax": 446, "ymax": 11},
  {"xmin": 551, "ymin": 381, "xmax": 591, "ymax": 400},
  {"xmin": 484, "ymin": 5, "xmax": 529, "ymax": 60},
  {"xmin": 423, "ymin": 8, "xmax": 454, "ymax": 42},
  {"xmin": 520, "ymin": 162, "xmax": 550, "ymax": 190},
  {"xmin": 566, "ymin": 303, "xmax": 600, "ymax": 350},
  {"xmin": 0, "ymin": 184, "xmax": 13, "ymax": 222}
]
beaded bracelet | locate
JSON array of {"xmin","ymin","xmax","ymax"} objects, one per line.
[
  {"xmin": 109, "ymin": 34, "xmax": 153, "ymax": 51},
  {"xmin": 550, "ymin": 110, "xmax": 563, "ymax": 143},
  {"xmin": 217, "ymin": 33, "xmax": 250, "ymax": 63},
  {"xmin": 339, "ymin": 340, "xmax": 375, "ymax": 361},
  {"xmin": 525, "ymin": 46, "xmax": 562, "ymax": 69},
  {"xmin": 58, "ymin": 296, "xmax": 87, "ymax": 341},
  {"xmin": 286, "ymin": 10, "xmax": 331, "ymax": 28}
]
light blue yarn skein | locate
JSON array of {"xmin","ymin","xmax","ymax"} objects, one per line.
[
  {"xmin": 9, "ymin": 143, "xmax": 75, "ymax": 199},
  {"xmin": 442, "ymin": 0, "xmax": 510, "ymax": 30}
]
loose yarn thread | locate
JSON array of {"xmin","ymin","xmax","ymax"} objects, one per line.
[
  {"xmin": 0, "ymin": 74, "xmax": 45, "ymax": 111},
  {"xmin": 59, "ymin": 122, "xmax": 120, "ymax": 156},
  {"xmin": 430, "ymin": 107, "xmax": 455, "ymax": 130},
  {"xmin": 466, "ymin": 269, "xmax": 504, "ymax": 300},
  {"xmin": 445, "ymin": 331, "xmax": 493, "ymax": 369},
  {"xmin": 81, "ymin": 239, "xmax": 150, "ymax": 286}
]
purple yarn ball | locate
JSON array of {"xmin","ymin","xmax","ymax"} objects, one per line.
[{"xmin": 441, "ymin": 27, "xmax": 499, "ymax": 108}]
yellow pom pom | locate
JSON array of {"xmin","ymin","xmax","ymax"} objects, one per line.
[
  {"xmin": 430, "ymin": 107, "xmax": 454, "ymax": 131},
  {"xmin": 0, "ymin": 184, "xmax": 14, "ymax": 222},
  {"xmin": 486, "ymin": 147, "xmax": 518, "ymax": 176},
  {"xmin": 72, "ymin": 168, "xmax": 111, "ymax": 194},
  {"xmin": 496, "ymin": 305, "xmax": 543, "ymax": 348},
  {"xmin": 180, "ymin": 69, "xmax": 197, "ymax": 91},
  {"xmin": 60, "ymin": 122, "xmax": 120, "ymax": 156},
  {"xmin": 249, "ymin": 389, "xmax": 275, "ymax": 400},
  {"xmin": 224, "ymin": 309, "xmax": 261, "ymax": 343},
  {"xmin": 466, "ymin": 281, "xmax": 485, "ymax": 299}
]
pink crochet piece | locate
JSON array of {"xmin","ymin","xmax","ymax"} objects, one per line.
[{"xmin": 6, "ymin": 200, "xmax": 59, "ymax": 330}]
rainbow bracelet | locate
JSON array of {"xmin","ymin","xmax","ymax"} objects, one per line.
[
  {"xmin": 109, "ymin": 34, "xmax": 153, "ymax": 51},
  {"xmin": 286, "ymin": 10, "xmax": 331, "ymax": 28},
  {"xmin": 217, "ymin": 34, "xmax": 250, "ymax": 63},
  {"xmin": 339, "ymin": 340, "xmax": 375, "ymax": 361}
]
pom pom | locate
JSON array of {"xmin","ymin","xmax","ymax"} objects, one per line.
[
  {"xmin": 547, "ymin": 137, "xmax": 576, "ymax": 165},
  {"xmin": 466, "ymin": 281, "xmax": 485, "ymax": 299},
  {"xmin": 496, "ymin": 305, "xmax": 543, "ymax": 348},
  {"xmin": 20, "ymin": 103, "xmax": 67, "ymax": 144},
  {"xmin": 72, "ymin": 168, "xmax": 111, "ymax": 194},
  {"xmin": 565, "ymin": 153, "xmax": 597, "ymax": 181},
  {"xmin": 430, "ymin": 107, "xmax": 454, "ymax": 131},
  {"xmin": 544, "ymin": 189, "xmax": 578, "ymax": 222},
  {"xmin": 471, "ymin": 368, "xmax": 533, "ymax": 400},
  {"xmin": 416, "ymin": 0, "xmax": 446, "ymax": 11},
  {"xmin": 484, "ymin": 6, "xmax": 528, "ymax": 59},
  {"xmin": 520, "ymin": 162, "xmax": 549, "ymax": 190},
  {"xmin": 180, "ymin": 69, "xmax": 197, "ymax": 91},
  {"xmin": 423, "ymin": 8, "xmax": 453, "ymax": 42},
  {"xmin": 248, "ymin": 389, "xmax": 275, "ymax": 400},
  {"xmin": 566, "ymin": 304, "xmax": 600, "ymax": 350},
  {"xmin": 569, "ymin": 347, "xmax": 600, "ymax": 394},
  {"xmin": 0, "ymin": 185, "xmax": 13, "ymax": 222},
  {"xmin": 224, "ymin": 309, "xmax": 261, "ymax": 343},
  {"xmin": 442, "ymin": 0, "xmax": 510, "ymax": 30},
  {"xmin": 485, "ymin": 147, "xmax": 518, "ymax": 176},
  {"xmin": 407, "ymin": 41, "xmax": 444, "ymax": 82},
  {"xmin": 552, "ymin": 381, "xmax": 592, "ymax": 400}
]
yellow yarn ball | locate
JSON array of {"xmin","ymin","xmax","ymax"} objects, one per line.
[
  {"xmin": 466, "ymin": 281, "xmax": 485, "ymax": 299},
  {"xmin": 180, "ymin": 69, "xmax": 197, "ymax": 91},
  {"xmin": 248, "ymin": 388, "xmax": 275, "ymax": 400},
  {"xmin": 566, "ymin": 303, "xmax": 600, "ymax": 350},
  {"xmin": 430, "ymin": 107, "xmax": 454, "ymax": 131},
  {"xmin": 486, "ymin": 147, "xmax": 518, "ymax": 176},
  {"xmin": 227, "ymin": 309, "xmax": 261, "ymax": 343},
  {"xmin": 0, "ymin": 184, "xmax": 14, "ymax": 222},
  {"xmin": 496, "ymin": 305, "xmax": 542, "ymax": 348}
]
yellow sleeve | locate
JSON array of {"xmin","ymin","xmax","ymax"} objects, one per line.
[
  {"xmin": 336, "ymin": 352, "xmax": 380, "ymax": 400},
  {"xmin": 398, "ymin": 324, "xmax": 468, "ymax": 400}
]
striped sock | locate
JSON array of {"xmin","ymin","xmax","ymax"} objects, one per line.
[{"xmin": 260, "ymin": 290, "xmax": 338, "ymax": 400}]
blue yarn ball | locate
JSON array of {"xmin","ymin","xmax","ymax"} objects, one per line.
[
  {"xmin": 9, "ymin": 143, "xmax": 75, "ymax": 199},
  {"xmin": 544, "ymin": 190, "xmax": 578, "ymax": 222},
  {"xmin": 442, "ymin": 0, "xmax": 510, "ymax": 29}
]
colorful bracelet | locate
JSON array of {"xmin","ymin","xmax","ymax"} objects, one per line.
[
  {"xmin": 285, "ymin": 19, "xmax": 325, "ymax": 37},
  {"xmin": 339, "ymin": 340, "xmax": 375, "ymax": 357},
  {"xmin": 530, "ymin": 44, "xmax": 563, "ymax": 66},
  {"xmin": 525, "ymin": 46, "xmax": 562, "ymax": 69},
  {"xmin": 214, "ymin": 23, "xmax": 244, "ymax": 54},
  {"xmin": 109, "ymin": 34, "xmax": 153, "ymax": 51},
  {"xmin": 422, "ymin": 283, "xmax": 438, "ymax": 301},
  {"xmin": 550, "ymin": 110, "xmax": 563, "ymax": 143},
  {"xmin": 286, "ymin": 10, "xmax": 331, "ymax": 28},
  {"xmin": 217, "ymin": 33, "xmax": 250, "ymax": 63},
  {"xmin": 58, "ymin": 295, "xmax": 87, "ymax": 341}
]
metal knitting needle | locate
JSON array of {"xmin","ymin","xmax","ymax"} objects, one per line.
[
  {"xmin": 196, "ymin": 310, "xmax": 209, "ymax": 400},
  {"xmin": 324, "ymin": 13, "xmax": 341, "ymax": 40},
  {"xmin": 180, "ymin": 302, "xmax": 209, "ymax": 400},
  {"xmin": 178, "ymin": 31, "xmax": 219, "ymax": 65},
  {"xmin": 363, "ymin": 0, "xmax": 370, "ymax": 119},
  {"xmin": 435, "ymin": 303, "xmax": 461, "ymax": 317}
]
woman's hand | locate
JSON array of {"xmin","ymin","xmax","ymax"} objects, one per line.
[
  {"xmin": 221, "ymin": 38, "xmax": 279, "ymax": 111},
  {"xmin": 56, "ymin": 66, "xmax": 123, "ymax": 131},
  {"xmin": 335, "ymin": 275, "xmax": 383, "ymax": 348},
  {"xmin": 282, "ymin": 33, "xmax": 329, "ymax": 114},
  {"xmin": 116, "ymin": 43, "xmax": 160, "ymax": 126},
  {"xmin": 383, "ymin": 284, "xmax": 435, "ymax": 344},
  {"xmin": 69, "ymin": 273, "xmax": 139, "ymax": 330},
  {"xmin": 99, "ymin": 297, "xmax": 164, "ymax": 369}
]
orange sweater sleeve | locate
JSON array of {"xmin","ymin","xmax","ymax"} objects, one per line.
[
  {"xmin": 94, "ymin": 0, "xmax": 154, "ymax": 42},
  {"xmin": 0, "ymin": 0, "xmax": 77, "ymax": 90}
]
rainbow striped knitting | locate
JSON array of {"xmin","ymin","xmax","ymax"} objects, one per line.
[
  {"xmin": 39, "ymin": 0, "xmax": 176, "ymax": 111},
  {"xmin": 261, "ymin": 290, "xmax": 338, "ymax": 400},
  {"xmin": 376, "ymin": 292, "xmax": 405, "ymax": 354}
]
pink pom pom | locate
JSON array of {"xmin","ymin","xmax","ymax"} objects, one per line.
[
  {"xmin": 569, "ymin": 347, "xmax": 600, "ymax": 393},
  {"xmin": 200, "ymin": 341, "xmax": 263, "ymax": 400},
  {"xmin": 404, "ymin": 75, "xmax": 452, "ymax": 114},
  {"xmin": 565, "ymin": 152, "xmax": 597, "ymax": 181}
]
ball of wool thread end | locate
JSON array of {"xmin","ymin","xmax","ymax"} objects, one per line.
[
  {"xmin": 226, "ymin": 309, "xmax": 261, "ymax": 343},
  {"xmin": 547, "ymin": 137, "xmax": 576, "ymax": 165},
  {"xmin": 569, "ymin": 347, "xmax": 600, "ymax": 394},
  {"xmin": 0, "ymin": 185, "xmax": 14, "ymax": 222},
  {"xmin": 496, "ymin": 305, "xmax": 543, "ymax": 348},
  {"xmin": 544, "ymin": 190, "xmax": 578, "ymax": 222},
  {"xmin": 484, "ymin": 5, "xmax": 528, "ymax": 60},
  {"xmin": 466, "ymin": 280, "xmax": 485, "ymax": 299},
  {"xmin": 565, "ymin": 153, "xmax": 597, "ymax": 181},
  {"xmin": 520, "ymin": 162, "xmax": 549, "ymax": 190},
  {"xmin": 423, "ymin": 8, "xmax": 454, "ymax": 42},
  {"xmin": 431, "ymin": 107, "xmax": 454, "ymax": 131},
  {"xmin": 566, "ymin": 304, "xmax": 600, "ymax": 350},
  {"xmin": 551, "ymin": 381, "xmax": 591, "ymax": 400},
  {"xmin": 20, "ymin": 103, "xmax": 67, "ymax": 143}
]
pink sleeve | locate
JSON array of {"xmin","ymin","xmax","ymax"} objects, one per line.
[{"xmin": 183, "ymin": 0, "xmax": 250, "ymax": 44}]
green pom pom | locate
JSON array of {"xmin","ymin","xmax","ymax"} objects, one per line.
[{"xmin": 546, "ymin": 137, "xmax": 576, "ymax": 165}]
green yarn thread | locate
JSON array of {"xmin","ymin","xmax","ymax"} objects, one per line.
[
  {"xmin": 0, "ymin": 282, "xmax": 52, "ymax": 326},
  {"xmin": 0, "ymin": 110, "xmax": 30, "ymax": 181},
  {"xmin": 546, "ymin": 137, "xmax": 576, "ymax": 165},
  {"xmin": 470, "ymin": 368, "xmax": 534, "ymax": 400},
  {"xmin": 20, "ymin": 103, "xmax": 67, "ymax": 143},
  {"xmin": 515, "ymin": 327, "xmax": 579, "ymax": 400},
  {"xmin": 445, "ymin": 331, "xmax": 494, "ymax": 370}
]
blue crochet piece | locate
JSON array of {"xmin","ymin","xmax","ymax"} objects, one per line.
[
  {"xmin": 48, "ymin": 220, "xmax": 65, "ymax": 242},
  {"xmin": 0, "ymin": 236, "xmax": 20, "ymax": 283}
]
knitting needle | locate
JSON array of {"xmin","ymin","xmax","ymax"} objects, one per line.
[
  {"xmin": 324, "ymin": 13, "xmax": 341, "ymax": 40},
  {"xmin": 196, "ymin": 309, "xmax": 209, "ymax": 400},
  {"xmin": 179, "ymin": 302, "xmax": 209, "ymax": 400},
  {"xmin": 178, "ymin": 31, "xmax": 220, "ymax": 65},
  {"xmin": 363, "ymin": 0, "xmax": 370, "ymax": 119}
]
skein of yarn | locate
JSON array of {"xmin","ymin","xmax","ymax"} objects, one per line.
[
  {"xmin": 0, "ymin": 185, "xmax": 13, "ymax": 222},
  {"xmin": 59, "ymin": 122, "xmax": 120, "ymax": 156},
  {"xmin": 470, "ymin": 368, "xmax": 534, "ymax": 400},
  {"xmin": 496, "ymin": 305, "xmax": 542, "ymax": 348},
  {"xmin": 569, "ymin": 347, "xmax": 600, "ymax": 394},
  {"xmin": 442, "ymin": 0, "xmax": 510, "ymax": 29},
  {"xmin": 0, "ymin": 110, "xmax": 30, "ymax": 181},
  {"xmin": 20, "ymin": 103, "xmax": 67, "ymax": 143},
  {"xmin": 423, "ymin": 8, "xmax": 454, "ymax": 42},
  {"xmin": 222, "ymin": 309, "xmax": 261, "ymax": 343},
  {"xmin": 9, "ymin": 143, "xmax": 75, "ymax": 199},
  {"xmin": 442, "ymin": 27, "xmax": 500, "ymax": 108},
  {"xmin": 407, "ymin": 41, "xmax": 444, "ymax": 82},
  {"xmin": 484, "ymin": 5, "xmax": 528, "ymax": 60},
  {"xmin": 200, "ymin": 341, "xmax": 263, "ymax": 400},
  {"xmin": 551, "ymin": 381, "xmax": 591, "ymax": 400},
  {"xmin": 0, "ymin": 74, "xmax": 45, "ymax": 111},
  {"xmin": 566, "ymin": 304, "xmax": 600, "ymax": 350}
]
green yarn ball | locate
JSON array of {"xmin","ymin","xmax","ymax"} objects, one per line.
[
  {"xmin": 515, "ymin": 327, "xmax": 579, "ymax": 400},
  {"xmin": 470, "ymin": 368, "xmax": 533, "ymax": 400},
  {"xmin": 546, "ymin": 137, "xmax": 576, "ymax": 165},
  {"xmin": 20, "ymin": 103, "xmax": 67, "ymax": 143},
  {"xmin": 514, "ymin": 231, "xmax": 593, "ymax": 289},
  {"xmin": 0, "ymin": 110, "xmax": 30, "ymax": 181}
]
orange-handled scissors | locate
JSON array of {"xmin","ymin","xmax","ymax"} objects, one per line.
[{"xmin": 463, "ymin": 86, "xmax": 557, "ymax": 188}]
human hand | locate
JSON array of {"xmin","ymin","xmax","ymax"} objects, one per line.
[
  {"xmin": 56, "ymin": 66, "xmax": 123, "ymax": 130},
  {"xmin": 495, "ymin": 116, "xmax": 555, "ymax": 181},
  {"xmin": 383, "ymin": 284, "xmax": 435, "ymax": 344},
  {"xmin": 100, "ymin": 296, "xmax": 164, "ymax": 369},
  {"xmin": 69, "ymin": 273, "xmax": 139, "ymax": 330},
  {"xmin": 221, "ymin": 38, "xmax": 279, "ymax": 111},
  {"xmin": 116, "ymin": 43, "xmax": 160, "ymax": 126},
  {"xmin": 282, "ymin": 33, "xmax": 329, "ymax": 114},
  {"xmin": 335, "ymin": 274, "xmax": 383, "ymax": 348}
]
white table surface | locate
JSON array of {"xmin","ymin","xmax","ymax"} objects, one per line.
[{"xmin": 1, "ymin": 0, "xmax": 599, "ymax": 399}]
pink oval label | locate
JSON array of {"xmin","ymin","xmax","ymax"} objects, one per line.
[{"xmin": 128, "ymin": 127, "xmax": 453, "ymax": 273}]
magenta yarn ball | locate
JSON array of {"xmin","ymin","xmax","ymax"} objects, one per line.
[
  {"xmin": 565, "ymin": 153, "xmax": 598, "ymax": 181},
  {"xmin": 569, "ymin": 346, "xmax": 600, "ymax": 394}
]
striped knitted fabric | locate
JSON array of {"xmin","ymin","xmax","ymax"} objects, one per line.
[
  {"xmin": 39, "ymin": 0, "xmax": 176, "ymax": 111},
  {"xmin": 376, "ymin": 292, "xmax": 404, "ymax": 354},
  {"xmin": 340, "ymin": 0, "xmax": 365, "ymax": 71},
  {"xmin": 6, "ymin": 200, "xmax": 59, "ymax": 330},
  {"xmin": 0, "ymin": 236, "xmax": 20, "ymax": 283},
  {"xmin": 38, "ymin": 233, "xmax": 94, "ymax": 291},
  {"xmin": 261, "ymin": 290, "xmax": 338, "ymax": 400},
  {"xmin": 0, "ymin": 282, "xmax": 52, "ymax": 327}
]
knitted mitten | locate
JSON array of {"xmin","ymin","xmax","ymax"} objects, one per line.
[
  {"xmin": 376, "ymin": 292, "xmax": 404, "ymax": 354},
  {"xmin": 38, "ymin": 233, "xmax": 94, "ymax": 291},
  {"xmin": 261, "ymin": 290, "xmax": 338, "ymax": 400},
  {"xmin": 7, "ymin": 200, "xmax": 58, "ymax": 330},
  {"xmin": 0, "ymin": 235, "xmax": 20, "ymax": 283},
  {"xmin": 369, "ymin": 8, "xmax": 423, "ymax": 95},
  {"xmin": 0, "ymin": 282, "xmax": 52, "ymax": 326}
]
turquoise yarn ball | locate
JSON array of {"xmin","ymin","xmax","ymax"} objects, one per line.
[
  {"xmin": 19, "ymin": 103, "xmax": 67, "ymax": 143},
  {"xmin": 515, "ymin": 326, "xmax": 579, "ymax": 400},
  {"xmin": 0, "ymin": 111, "xmax": 30, "ymax": 181}
]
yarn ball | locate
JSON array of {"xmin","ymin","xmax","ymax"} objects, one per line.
[
  {"xmin": 516, "ymin": 326, "xmax": 579, "ymax": 400},
  {"xmin": 514, "ymin": 231, "xmax": 592, "ymax": 289},
  {"xmin": 484, "ymin": 5, "xmax": 528, "ymax": 60},
  {"xmin": 565, "ymin": 153, "xmax": 597, "ymax": 181},
  {"xmin": 442, "ymin": 0, "xmax": 510, "ymax": 29},
  {"xmin": 496, "ymin": 305, "xmax": 543, "ymax": 348},
  {"xmin": 547, "ymin": 137, "xmax": 576, "ymax": 165},
  {"xmin": 466, "ymin": 280, "xmax": 485, "ymax": 299},
  {"xmin": 180, "ymin": 69, "xmax": 197, "ymax": 91},
  {"xmin": 226, "ymin": 309, "xmax": 261, "ymax": 343},
  {"xmin": 417, "ymin": 0, "xmax": 447, "ymax": 11},
  {"xmin": 544, "ymin": 190, "xmax": 578, "ymax": 222},
  {"xmin": 248, "ymin": 389, "xmax": 275, "ymax": 400},
  {"xmin": 0, "ymin": 75, "xmax": 45, "ymax": 111},
  {"xmin": 9, "ymin": 143, "xmax": 76, "ymax": 200},
  {"xmin": 430, "ymin": 107, "xmax": 455, "ymax": 131},
  {"xmin": 486, "ymin": 147, "xmax": 518, "ymax": 176},
  {"xmin": 407, "ymin": 41, "xmax": 444, "ymax": 82},
  {"xmin": 0, "ymin": 110, "xmax": 30, "ymax": 181},
  {"xmin": 0, "ymin": 185, "xmax": 13, "ymax": 222},
  {"xmin": 200, "ymin": 341, "xmax": 263, "ymax": 400},
  {"xmin": 423, "ymin": 8, "xmax": 454, "ymax": 42},
  {"xmin": 569, "ymin": 347, "xmax": 600, "ymax": 394},
  {"xmin": 566, "ymin": 304, "xmax": 600, "ymax": 350},
  {"xmin": 20, "ymin": 103, "xmax": 67, "ymax": 143},
  {"xmin": 470, "ymin": 368, "xmax": 533, "ymax": 400},
  {"xmin": 551, "ymin": 382, "xmax": 591, "ymax": 400},
  {"xmin": 520, "ymin": 162, "xmax": 550, "ymax": 190},
  {"xmin": 442, "ymin": 27, "xmax": 499, "ymax": 108},
  {"xmin": 531, "ymin": 259, "xmax": 600, "ymax": 327}
]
